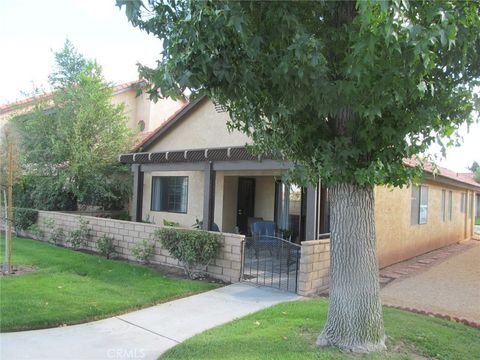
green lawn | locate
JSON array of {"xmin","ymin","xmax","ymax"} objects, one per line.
[
  {"xmin": 0, "ymin": 236, "xmax": 219, "ymax": 332},
  {"xmin": 161, "ymin": 299, "xmax": 480, "ymax": 360}
]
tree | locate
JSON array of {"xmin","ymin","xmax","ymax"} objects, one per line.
[
  {"xmin": 0, "ymin": 124, "xmax": 19, "ymax": 273},
  {"xmin": 468, "ymin": 161, "xmax": 480, "ymax": 183},
  {"xmin": 119, "ymin": 0, "xmax": 480, "ymax": 352},
  {"xmin": 12, "ymin": 41, "xmax": 134, "ymax": 210}
]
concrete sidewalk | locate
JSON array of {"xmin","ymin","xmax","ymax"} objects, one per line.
[
  {"xmin": 1, "ymin": 283, "xmax": 300, "ymax": 360},
  {"xmin": 381, "ymin": 242, "xmax": 480, "ymax": 323}
]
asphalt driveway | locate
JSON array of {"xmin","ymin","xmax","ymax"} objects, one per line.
[{"xmin": 381, "ymin": 242, "xmax": 480, "ymax": 323}]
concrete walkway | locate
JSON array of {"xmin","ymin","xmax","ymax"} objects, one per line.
[
  {"xmin": 1, "ymin": 283, "xmax": 300, "ymax": 360},
  {"xmin": 381, "ymin": 242, "xmax": 480, "ymax": 323}
]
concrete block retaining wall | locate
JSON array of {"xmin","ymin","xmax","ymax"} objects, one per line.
[
  {"xmin": 23, "ymin": 211, "xmax": 244, "ymax": 283},
  {"xmin": 297, "ymin": 239, "xmax": 330, "ymax": 296}
]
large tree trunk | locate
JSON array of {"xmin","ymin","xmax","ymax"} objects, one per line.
[{"xmin": 317, "ymin": 183, "xmax": 386, "ymax": 352}]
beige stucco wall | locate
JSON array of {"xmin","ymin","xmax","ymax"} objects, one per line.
[
  {"xmin": 215, "ymin": 171, "xmax": 281, "ymax": 232},
  {"xmin": 148, "ymin": 99, "xmax": 251, "ymax": 152},
  {"xmin": 141, "ymin": 170, "xmax": 282, "ymax": 233},
  {"xmin": 110, "ymin": 89, "xmax": 138, "ymax": 131},
  {"xmin": 375, "ymin": 181, "xmax": 476, "ymax": 268},
  {"xmin": 221, "ymin": 176, "xmax": 239, "ymax": 233},
  {"xmin": 110, "ymin": 89, "xmax": 184, "ymax": 136},
  {"xmin": 1, "ymin": 87, "xmax": 184, "ymax": 140},
  {"xmin": 254, "ymin": 176, "xmax": 276, "ymax": 221},
  {"xmin": 148, "ymin": 96, "xmax": 186, "ymax": 130},
  {"xmin": 142, "ymin": 171, "xmax": 205, "ymax": 227}
]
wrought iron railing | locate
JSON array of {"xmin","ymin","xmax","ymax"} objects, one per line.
[{"xmin": 241, "ymin": 235, "xmax": 301, "ymax": 293}]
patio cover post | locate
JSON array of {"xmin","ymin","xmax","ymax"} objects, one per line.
[
  {"xmin": 203, "ymin": 162, "xmax": 215, "ymax": 230},
  {"xmin": 305, "ymin": 185, "xmax": 318, "ymax": 241},
  {"xmin": 132, "ymin": 164, "xmax": 144, "ymax": 222}
]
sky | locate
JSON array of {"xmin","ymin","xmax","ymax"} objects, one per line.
[{"xmin": 0, "ymin": 0, "xmax": 478, "ymax": 173}]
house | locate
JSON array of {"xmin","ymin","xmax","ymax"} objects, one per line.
[
  {"xmin": 120, "ymin": 96, "xmax": 479, "ymax": 269},
  {"xmin": 0, "ymin": 80, "xmax": 186, "ymax": 139}
]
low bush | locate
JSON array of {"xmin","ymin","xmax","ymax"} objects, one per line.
[
  {"xmin": 131, "ymin": 239, "xmax": 156, "ymax": 264},
  {"xmin": 28, "ymin": 224, "xmax": 44, "ymax": 240},
  {"xmin": 110, "ymin": 211, "xmax": 130, "ymax": 221},
  {"xmin": 50, "ymin": 227, "xmax": 65, "ymax": 244},
  {"xmin": 43, "ymin": 219, "xmax": 64, "ymax": 244},
  {"xmin": 67, "ymin": 217, "xmax": 90, "ymax": 249},
  {"xmin": 155, "ymin": 228, "xmax": 222, "ymax": 278},
  {"xmin": 13, "ymin": 208, "xmax": 38, "ymax": 230},
  {"xmin": 97, "ymin": 234, "xmax": 116, "ymax": 259}
]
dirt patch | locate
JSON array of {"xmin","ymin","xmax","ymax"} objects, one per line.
[
  {"xmin": 149, "ymin": 262, "xmax": 226, "ymax": 285},
  {"xmin": 1, "ymin": 265, "xmax": 36, "ymax": 276},
  {"xmin": 299, "ymin": 328, "xmax": 429, "ymax": 359}
]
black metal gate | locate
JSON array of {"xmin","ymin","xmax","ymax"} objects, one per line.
[{"xmin": 241, "ymin": 235, "xmax": 301, "ymax": 293}]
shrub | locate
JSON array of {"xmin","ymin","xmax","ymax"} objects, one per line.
[
  {"xmin": 131, "ymin": 239, "xmax": 156, "ymax": 264},
  {"xmin": 13, "ymin": 208, "xmax": 38, "ymax": 230},
  {"xmin": 50, "ymin": 226, "xmax": 65, "ymax": 245},
  {"xmin": 28, "ymin": 224, "xmax": 45, "ymax": 240},
  {"xmin": 163, "ymin": 219, "xmax": 180, "ymax": 227},
  {"xmin": 44, "ymin": 219, "xmax": 65, "ymax": 245},
  {"xmin": 155, "ymin": 228, "xmax": 222, "ymax": 278},
  {"xmin": 111, "ymin": 211, "xmax": 130, "ymax": 221},
  {"xmin": 97, "ymin": 234, "xmax": 116, "ymax": 259},
  {"xmin": 67, "ymin": 217, "xmax": 90, "ymax": 249}
]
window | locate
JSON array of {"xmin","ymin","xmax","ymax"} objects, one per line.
[
  {"xmin": 138, "ymin": 120, "xmax": 145, "ymax": 132},
  {"xmin": 411, "ymin": 185, "xmax": 428, "ymax": 225},
  {"xmin": 460, "ymin": 192, "xmax": 466, "ymax": 213},
  {"xmin": 448, "ymin": 191, "xmax": 453, "ymax": 221},
  {"xmin": 419, "ymin": 186, "xmax": 428, "ymax": 224},
  {"xmin": 441, "ymin": 189, "xmax": 446, "ymax": 222},
  {"xmin": 151, "ymin": 176, "xmax": 188, "ymax": 213}
]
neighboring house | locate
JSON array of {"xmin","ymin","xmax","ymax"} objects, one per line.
[
  {"xmin": 0, "ymin": 80, "xmax": 186, "ymax": 140},
  {"xmin": 121, "ymin": 96, "xmax": 479, "ymax": 268}
]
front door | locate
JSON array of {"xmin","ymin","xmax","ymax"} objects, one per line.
[{"xmin": 237, "ymin": 177, "xmax": 255, "ymax": 235}]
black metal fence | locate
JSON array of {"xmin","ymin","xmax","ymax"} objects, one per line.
[{"xmin": 241, "ymin": 235, "xmax": 301, "ymax": 293}]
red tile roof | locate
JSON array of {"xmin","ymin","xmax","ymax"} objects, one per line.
[
  {"xmin": 0, "ymin": 80, "xmax": 145, "ymax": 115},
  {"xmin": 404, "ymin": 157, "xmax": 480, "ymax": 188}
]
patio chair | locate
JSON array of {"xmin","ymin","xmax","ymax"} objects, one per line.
[{"xmin": 250, "ymin": 221, "xmax": 278, "ymax": 258}]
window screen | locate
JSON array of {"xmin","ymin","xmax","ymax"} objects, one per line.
[
  {"xmin": 411, "ymin": 185, "xmax": 428, "ymax": 225},
  {"xmin": 151, "ymin": 176, "xmax": 188, "ymax": 213},
  {"xmin": 411, "ymin": 186, "xmax": 420, "ymax": 225},
  {"xmin": 419, "ymin": 186, "xmax": 428, "ymax": 224}
]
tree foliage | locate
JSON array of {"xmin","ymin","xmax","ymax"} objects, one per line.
[
  {"xmin": 12, "ymin": 40, "xmax": 134, "ymax": 210},
  {"xmin": 119, "ymin": 0, "xmax": 480, "ymax": 188}
]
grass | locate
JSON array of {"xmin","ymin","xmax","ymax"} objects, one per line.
[
  {"xmin": 161, "ymin": 299, "xmax": 480, "ymax": 360},
  {"xmin": 0, "ymin": 236, "xmax": 219, "ymax": 332},
  {"xmin": 475, "ymin": 217, "xmax": 480, "ymax": 226}
]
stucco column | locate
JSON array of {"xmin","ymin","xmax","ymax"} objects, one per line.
[
  {"xmin": 203, "ymin": 162, "xmax": 216, "ymax": 230},
  {"xmin": 132, "ymin": 164, "xmax": 144, "ymax": 222}
]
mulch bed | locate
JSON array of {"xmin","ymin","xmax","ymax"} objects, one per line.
[{"xmin": 1, "ymin": 265, "xmax": 36, "ymax": 276}]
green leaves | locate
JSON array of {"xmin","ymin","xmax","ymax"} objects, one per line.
[
  {"xmin": 417, "ymin": 80, "xmax": 427, "ymax": 94},
  {"xmin": 12, "ymin": 41, "xmax": 134, "ymax": 209},
  {"xmin": 155, "ymin": 228, "xmax": 222, "ymax": 278},
  {"xmin": 120, "ymin": 1, "xmax": 480, "ymax": 187}
]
